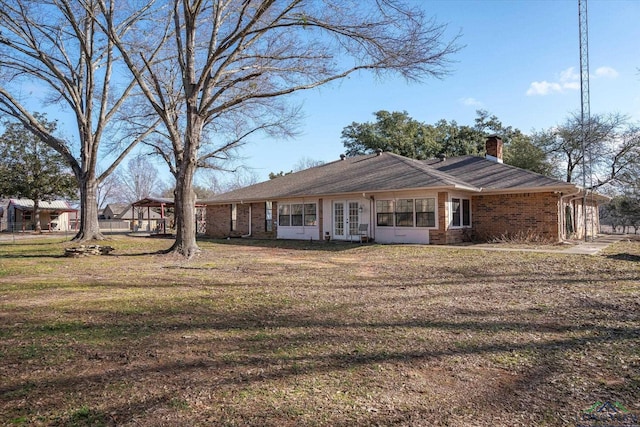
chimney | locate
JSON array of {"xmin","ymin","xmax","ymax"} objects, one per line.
[{"xmin": 485, "ymin": 135, "xmax": 503, "ymax": 163}]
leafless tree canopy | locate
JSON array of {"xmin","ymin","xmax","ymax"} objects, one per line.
[
  {"xmin": 0, "ymin": 0, "xmax": 159, "ymax": 240},
  {"xmin": 90, "ymin": 0, "xmax": 462, "ymax": 255},
  {"xmin": 96, "ymin": 0, "xmax": 460, "ymax": 256},
  {"xmin": 117, "ymin": 155, "xmax": 165, "ymax": 203},
  {"xmin": 534, "ymin": 112, "xmax": 640, "ymax": 191}
]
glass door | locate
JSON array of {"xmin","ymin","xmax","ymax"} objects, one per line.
[
  {"xmin": 333, "ymin": 201, "xmax": 360, "ymax": 240},
  {"xmin": 333, "ymin": 202, "xmax": 345, "ymax": 239},
  {"xmin": 348, "ymin": 201, "xmax": 360, "ymax": 238}
]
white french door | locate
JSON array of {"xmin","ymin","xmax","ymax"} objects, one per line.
[{"xmin": 333, "ymin": 201, "xmax": 359, "ymax": 240}]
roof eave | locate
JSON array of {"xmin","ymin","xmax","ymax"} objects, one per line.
[
  {"xmin": 204, "ymin": 184, "xmax": 482, "ymax": 205},
  {"xmin": 477, "ymin": 185, "xmax": 579, "ymax": 195}
]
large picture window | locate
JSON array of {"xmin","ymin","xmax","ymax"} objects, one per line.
[
  {"xmin": 377, "ymin": 198, "xmax": 436, "ymax": 228},
  {"xmin": 451, "ymin": 197, "xmax": 471, "ymax": 227},
  {"xmin": 376, "ymin": 200, "xmax": 394, "ymax": 226},
  {"xmin": 278, "ymin": 202, "xmax": 317, "ymax": 227}
]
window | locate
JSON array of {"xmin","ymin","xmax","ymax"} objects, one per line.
[
  {"xmin": 304, "ymin": 203, "xmax": 317, "ymax": 226},
  {"xmin": 462, "ymin": 199, "xmax": 471, "ymax": 227},
  {"xmin": 278, "ymin": 202, "xmax": 317, "ymax": 227},
  {"xmin": 278, "ymin": 204, "xmax": 291, "ymax": 226},
  {"xmin": 265, "ymin": 201, "xmax": 273, "ymax": 231},
  {"xmin": 416, "ymin": 198, "xmax": 436, "ymax": 227},
  {"xmin": 451, "ymin": 197, "xmax": 471, "ymax": 227},
  {"xmin": 291, "ymin": 204, "xmax": 303, "ymax": 226},
  {"xmin": 395, "ymin": 199, "xmax": 414, "ymax": 227},
  {"xmin": 231, "ymin": 203, "xmax": 237, "ymax": 231},
  {"xmin": 376, "ymin": 200, "xmax": 394, "ymax": 226}
]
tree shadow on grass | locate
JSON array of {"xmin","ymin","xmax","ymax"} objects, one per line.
[
  {"xmin": 197, "ymin": 237, "xmax": 373, "ymax": 252},
  {"xmin": 605, "ymin": 252, "xmax": 640, "ymax": 262},
  {"xmin": 2, "ymin": 297, "xmax": 639, "ymax": 425}
]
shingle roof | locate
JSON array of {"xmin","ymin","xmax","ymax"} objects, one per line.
[
  {"xmin": 207, "ymin": 152, "xmax": 579, "ymax": 204},
  {"xmin": 424, "ymin": 156, "xmax": 576, "ymax": 191},
  {"xmin": 207, "ymin": 152, "xmax": 480, "ymax": 203}
]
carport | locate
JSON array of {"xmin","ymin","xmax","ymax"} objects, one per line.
[{"xmin": 130, "ymin": 197, "xmax": 206, "ymax": 234}]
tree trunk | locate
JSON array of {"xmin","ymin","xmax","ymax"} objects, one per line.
[
  {"xmin": 33, "ymin": 199, "xmax": 42, "ymax": 233},
  {"xmin": 168, "ymin": 161, "xmax": 199, "ymax": 258},
  {"xmin": 72, "ymin": 177, "xmax": 105, "ymax": 241},
  {"xmin": 169, "ymin": 174, "xmax": 199, "ymax": 257}
]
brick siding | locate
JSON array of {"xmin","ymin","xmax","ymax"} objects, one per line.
[
  {"xmin": 205, "ymin": 202, "xmax": 277, "ymax": 239},
  {"xmin": 428, "ymin": 192, "xmax": 449, "ymax": 244},
  {"xmin": 472, "ymin": 192, "xmax": 561, "ymax": 242}
]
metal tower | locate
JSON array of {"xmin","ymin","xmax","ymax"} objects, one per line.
[{"xmin": 578, "ymin": 0, "xmax": 592, "ymax": 241}]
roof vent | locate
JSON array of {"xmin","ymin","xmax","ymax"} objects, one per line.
[
  {"xmin": 375, "ymin": 148, "xmax": 383, "ymax": 156},
  {"xmin": 340, "ymin": 154, "xmax": 346, "ymax": 160}
]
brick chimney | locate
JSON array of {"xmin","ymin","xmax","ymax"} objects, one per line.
[{"xmin": 485, "ymin": 135, "xmax": 503, "ymax": 163}]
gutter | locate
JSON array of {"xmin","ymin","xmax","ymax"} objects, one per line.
[{"xmin": 241, "ymin": 202, "xmax": 252, "ymax": 238}]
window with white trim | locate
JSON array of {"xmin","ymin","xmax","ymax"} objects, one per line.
[
  {"xmin": 451, "ymin": 197, "xmax": 471, "ymax": 227},
  {"xmin": 231, "ymin": 203, "xmax": 237, "ymax": 231},
  {"xmin": 395, "ymin": 199, "xmax": 414, "ymax": 227},
  {"xmin": 376, "ymin": 200, "xmax": 394, "ymax": 226},
  {"xmin": 278, "ymin": 204, "xmax": 291, "ymax": 226},
  {"xmin": 416, "ymin": 198, "xmax": 436, "ymax": 227},
  {"xmin": 265, "ymin": 201, "xmax": 273, "ymax": 231},
  {"xmin": 278, "ymin": 203, "xmax": 317, "ymax": 227},
  {"xmin": 304, "ymin": 203, "xmax": 317, "ymax": 226},
  {"xmin": 291, "ymin": 204, "xmax": 303, "ymax": 226},
  {"xmin": 376, "ymin": 198, "xmax": 436, "ymax": 228}
]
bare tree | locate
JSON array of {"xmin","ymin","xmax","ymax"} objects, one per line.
[
  {"xmin": 97, "ymin": 171, "xmax": 124, "ymax": 208},
  {"xmin": 98, "ymin": 0, "xmax": 460, "ymax": 257},
  {"xmin": 117, "ymin": 155, "xmax": 165, "ymax": 203},
  {"xmin": 293, "ymin": 157, "xmax": 325, "ymax": 172},
  {"xmin": 534, "ymin": 113, "xmax": 640, "ymax": 191},
  {"xmin": 0, "ymin": 0, "xmax": 158, "ymax": 240}
]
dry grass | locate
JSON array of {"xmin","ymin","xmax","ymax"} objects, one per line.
[{"xmin": 1, "ymin": 235, "xmax": 639, "ymax": 426}]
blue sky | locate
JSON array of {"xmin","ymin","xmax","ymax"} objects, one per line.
[
  {"xmin": 234, "ymin": 0, "xmax": 640, "ymax": 183},
  {"xmin": 10, "ymin": 1, "xmax": 639, "ymax": 188}
]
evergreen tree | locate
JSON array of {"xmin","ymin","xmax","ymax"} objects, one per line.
[{"xmin": 0, "ymin": 117, "xmax": 77, "ymax": 232}]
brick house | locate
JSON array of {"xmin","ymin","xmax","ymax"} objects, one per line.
[{"xmin": 204, "ymin": 137, "xmax": 607, "ymax": 244}]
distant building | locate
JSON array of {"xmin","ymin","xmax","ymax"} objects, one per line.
[{"xmin": 2, "ymin": 199, "xmax": 77, "ymax": 232}]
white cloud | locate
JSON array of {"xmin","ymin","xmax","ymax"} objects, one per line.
[
  {"xmin": 526, "ymin": 81, "xmax": 563, "ymax": 96},
  {"xmin": 594, "ymin": 66, "xmax": 619, "ymax": 78},
  {"xmin": 526, "ymin": 67, "xmax": 580, "ymax": 96},
  {"xmin": 459, "ymin": 97, "xmax": 483, "ymax": 107},
  {"xmin": 559, "ymin": 67, "xmax": 580, "ymax": 83}
]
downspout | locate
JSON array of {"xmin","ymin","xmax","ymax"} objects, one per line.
[
  {"xmin": 241, "ymin": 202, "xmax": 252, "ymax": 237},
  {"xmin": 369, "ymin": 196, "xmax": 375, "ymax": 241},
  {"xmin": 559, "ymin": 188, "xmax": 582, "ymax": 240}
]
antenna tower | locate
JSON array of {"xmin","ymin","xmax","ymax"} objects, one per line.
[{"xmin": 578, "ymin": 0, "xmax": 592, "ymax": 241}]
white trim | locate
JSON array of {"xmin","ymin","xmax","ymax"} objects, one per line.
[{"xmin": 449, "ymin": 195, "xmax": 472, "ymax": 229}]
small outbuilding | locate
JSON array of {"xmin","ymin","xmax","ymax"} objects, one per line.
[{"xmin": 4, "ymin": 199, "xmax": 77, "ymax": 232}]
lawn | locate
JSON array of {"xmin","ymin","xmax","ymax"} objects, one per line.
[{"xmin": 1, "ymin": 235, "xmax": 639, "ymax": 426}]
